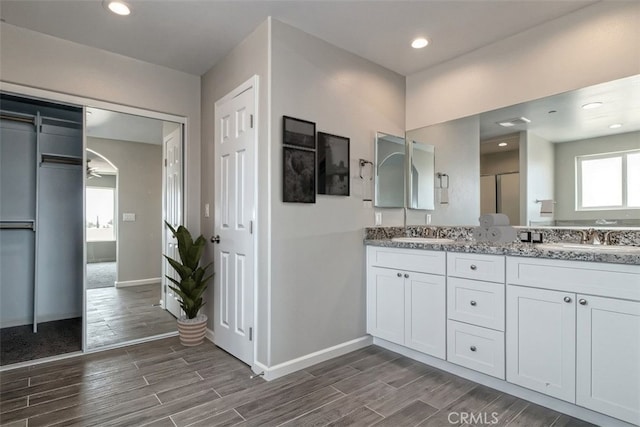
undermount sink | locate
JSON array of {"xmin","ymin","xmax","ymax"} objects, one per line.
[
  {"xmin": 537, "ymin": 242, "xmax": 640, "ymax": 253},
  {"xmin": 391, "ymin": 237, "xmax": 456, "ymax": 244}
]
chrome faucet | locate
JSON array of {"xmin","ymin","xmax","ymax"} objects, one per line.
[{"xmin": 579, "ymin": 228, "xmax": 602, "ymax": 245}]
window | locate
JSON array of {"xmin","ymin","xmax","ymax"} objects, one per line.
[
  {"xmin": 86, "ymin": 187, "xmax": 115, "ymax": 241},
  {"xmin": 576, "ymin": 150, "xmax": 640, "ymax": 210}
]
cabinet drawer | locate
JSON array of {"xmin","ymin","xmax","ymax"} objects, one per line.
[
  {"xmin": 507, "ymin": 257, "xmax": 640, "ymax": 301},
  {"xmin": 367, "ymin": 246, "xmax": 446, "ymax": 275},
  {"xmin": 447, "ymin": 252, "xmax": 505, "ymax": 283},
  {"xmin": 447, "ymin": 320, "xmax": 505, "ymax": 379},
  {"xmin": 447, "ymin": 277, "xmax": 505, "ymax": 331}
]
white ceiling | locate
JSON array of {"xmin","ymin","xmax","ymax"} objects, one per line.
[{"xmin": 0, "ymin": 0, "xmax": 596, "ymax": 76}]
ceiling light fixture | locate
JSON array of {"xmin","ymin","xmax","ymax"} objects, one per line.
[
  {"xmin": 497, "ymin": 117, "xmax": 530, "ymax": 128},
  {"xmin": 411, "ymin": 37, "xmax": 429, "ymax": 49},
  {"xmin": 106, "ymin": 0, "xmax": 131, "ymax": 16},
  {"xmin": 582, "ymin": 102, "xmax": 603, "ymax": 110},
  {"xmin": 609, "ymin": 123, "xmax": 623, "ymax": 129},
  {"xmin": 498, "ymin": 142, "xmax": 508, "ymax": 147}
]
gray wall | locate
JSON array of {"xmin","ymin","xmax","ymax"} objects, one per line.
[
  {"xmin": 481, "ymin": 150, "xmax": 519, "ymax": 176},
  {"xmin": 406, "ymin": 1, "xmax": 640, "ymax": 130},
  {"xmin": 407, "ymin": 116, "xmax": 480, "ymax": 226},
  {"xmin": 200, "ymin": 20, "xmax": 270, "ymax": 363},
  {"xmin": 269, "ymin": 20, "xmax": 405, "ymax": 365},
  {"xmin": 555, "ymin": 131, "xmax": 640, "ymax": 221},
  {"xmin": 88, "ymin": 137, "xmax": 162, "ymax": 283},
  {"xmin": 0, "ymin": 23, "xmax": 201, "ymax": 234}
]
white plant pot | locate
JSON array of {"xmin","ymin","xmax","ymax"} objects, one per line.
[{"xmin": 177, "ymin": 314, "xmax": 208, "ymax": 347}]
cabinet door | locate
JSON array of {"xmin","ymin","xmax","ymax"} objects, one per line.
[
  {"xmin": 506, "ymin": 286, "xmax": 576, "ymax": 402},
  {"xmin": 405, "ymin": 271, "xmax": 446, "ymax": 359},
  {"xmin": 367, "ymin": 266, "xmax": 405, "ymax": 345},
  {"xmin": 576, "ymin": 295, "xmax": 640, "ymax": 425}
]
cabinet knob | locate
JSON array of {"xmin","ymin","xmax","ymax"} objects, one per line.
[
  {"xmin": 397, "ymin": 272, "xmax": 402, "ymax": 277},
  {"xmin": 470, "ymin": 345, "xmax": 477, "ymax": 352},
  {"xmin": 470, "ymin": 265, "xmax": 477, "ymax": 270},
  {"xmin": 470, "ymin": 300, "xmax": 477, "ymax": 306},
  {"xmin": 404, "ymin": 273, "xmax": 409, "ymax": 278},
  {"xmin": 563, "ymin": 296, "xmax": 572, "ymax": 303},
  {"xmin": 579, "ymin": 299, "xmax": 587, "ymax": 306}
]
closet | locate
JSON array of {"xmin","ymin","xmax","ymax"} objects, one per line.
[{"xmin": 0, "ymin": 93, "xmax": 83, "ymax": 365}]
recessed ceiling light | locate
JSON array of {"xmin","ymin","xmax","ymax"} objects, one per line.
[
  {"xmin": 498, "ymin": 142, "xmax": 508, "ymax": 147},
  {"xmin": 106, "ymin": 0, "xmax": 130, "ymax": 16},
  {"xmin": 411, "ymin": 37, "xmax": 429, "ymax": 49},
  {"xmin": 582, "ymin": 102, "xmax": 603, "ymax": 110},
  {"xmin": 609, "ymin": 123, "xmax": 623, "ymax": 129}
]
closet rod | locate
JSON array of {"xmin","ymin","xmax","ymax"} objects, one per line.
[
  {"xmin": 0, "ymin": 113, "xmax": 36, "ymax": 125},
  {"xmin": 0, "ymin": 221, "xmax": 35, "ymax": 230},
  {"xmin": 41, "ymin": 153, "xmax": 83, "ymax": 166}
]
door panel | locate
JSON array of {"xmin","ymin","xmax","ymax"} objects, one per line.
[
  {"xmin": 367, "ymin": 266, "xmax": 405, "ymax": 345},
  {"xmin": 213, "ymin": 82, "xmax": 256, "ymax": 366},
  {"xmin": 163, "ymin": 126, "xmax": 182, "ymax": 318},
  {"xmin": 405, "ymin": 271, "xmax": 446, "ymax": 359}
]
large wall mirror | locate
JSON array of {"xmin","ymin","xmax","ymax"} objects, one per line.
[
  {"xmin": 374, "ymin": 132, "xmax": 435, "ymax": 210},
  {"xmin": 406, "ymin": 74, "xmax": 640, "ymax": 228}
]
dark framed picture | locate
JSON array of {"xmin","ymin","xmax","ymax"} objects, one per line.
[
  {"xmin": 317, "ymin": 132, "xmax": 350, "ymax": 196},
  {"xmin": 283, "ymin": 116, "xmax": 316, "ymax": 149},
  {"xmin": 283, "ymin": 146, "xmax": 316, "ymax": 203}
]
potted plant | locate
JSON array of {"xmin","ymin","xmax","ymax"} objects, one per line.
[{"xmin": 164, "ymin": 222, "xmax": 212, "ymax": 346}]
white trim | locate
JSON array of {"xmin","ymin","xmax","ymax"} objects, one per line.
[
  {"xmin": 373, "ymin": 337, "xmax": 636, "ymax": 427},
  {"xmin": 205, "ymin": 327, "xmax": 215, "ymax": 343},
  {"xmin": 0, "ymin": 332, "xmax": 178, "ymax": 372},
  {"xmin": 115, "ymin": 277, "xmax": 162, "ymax": 288},
  {"xmin": 255, "ymin": 336, "xmax": 373, "ymax": 381}
]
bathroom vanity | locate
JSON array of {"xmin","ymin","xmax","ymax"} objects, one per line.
[{"xmin": 365, "ymin": 230, "xmax": 640, "ymax": 426}]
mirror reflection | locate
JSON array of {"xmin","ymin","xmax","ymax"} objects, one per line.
[
  {"xmin": 408, "ymin": 140, "xmax": 435, "ymax": 210},
  {"xmin": 375, "ymin": 132, "xmax": 405, "ymax": 208},
  {"xmin": 407, "ymin": 74, "xmax": 640, "ymax": 227}
]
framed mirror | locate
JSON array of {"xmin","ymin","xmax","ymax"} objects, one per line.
[{"xmin": 374, "ymin": 132, "xmax": 405, "ymax": 208}]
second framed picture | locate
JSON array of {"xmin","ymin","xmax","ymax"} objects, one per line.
[{"xmin": 317, "ymin": 132, "xmax": 350, "ymax": 196}]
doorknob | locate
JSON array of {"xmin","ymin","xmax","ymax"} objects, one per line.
[{"xmin": 211, "ymin": 235, "xmax": 220, "ymax": 244}]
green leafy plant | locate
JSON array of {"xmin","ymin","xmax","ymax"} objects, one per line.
[{"xmin": 164, "ymin": 222, "xmax": 213, "ymax": 319}]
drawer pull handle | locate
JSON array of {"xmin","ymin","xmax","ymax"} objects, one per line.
[
  {"xmin": 470, "ymin": 300, "xmax": 477, "ymax": 306},
  {"xmin": 470, "ymin": 345, "xmax": 477, "ymax": 352},
  {"xmin": 397, "ymin": 272, "xmax": 402, "ymax": 277},
  {"xmin": 563, "ymin": 296, "xmax": 572, "ymax": 303},
  {"xmin": 470, "ymin": 265, "xmax": 477, "ymax": 270},
  {"xmin": 404, "ymin": 273, "xmax": 409, "ymax": 279},
  {"xmin": 579, "ymin": 299, "xmax": 587, "ymax": 306}
]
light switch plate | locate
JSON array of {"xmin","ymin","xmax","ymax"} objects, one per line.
[
  {"xmin": 374, "ymin": 212, "xmax": 382, "ymax": 226},
  {"xmin": 123, "ymin": 213, "xmax": 136, "ymax": 222},
  {"xmin": 204, "ymin": 203, "xmax": 210, "ymax": 218}
]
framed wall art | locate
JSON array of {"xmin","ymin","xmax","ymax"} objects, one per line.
[
  {"xmin": 317, "ymin": 132, "xmax": 350, "ymax": 196},
  {"xmin": 283, "ymin": 116, "xmax": 316, "ymax": 149},
  {"xmin": 283, "ymin": 146, "xmax": 316, "ymax": 203}
]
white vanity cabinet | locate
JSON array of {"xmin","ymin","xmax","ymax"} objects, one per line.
[
  {"xmin": 506, "ymin": 257, "xmax": 640, "ymax": 425},
  {"xmin": 366, "ymin": 246, "xmax": 446, "ymax": 359}
]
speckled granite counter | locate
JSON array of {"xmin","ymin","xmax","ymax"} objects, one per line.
[{"xmin": 365, "ymin": 226, "xmax": 640, "ymax": 266}]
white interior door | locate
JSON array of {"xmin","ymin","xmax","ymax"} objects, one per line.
[
  {"xmin": 213, "ymin": 80, "xmax": 256, "ymax": 366},
  {"xmin": 163, "ymin": 125, "xmax": 182, "ymax": 318}
]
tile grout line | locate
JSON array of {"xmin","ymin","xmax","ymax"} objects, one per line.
[
  {"xmin": 233, "ymin": 408, "xmax": 246, "ymax": 421},
  {"xmin": 274, "ymin": 387, "xmax": 348, "ymax": 427},
  {"xmin": 503, "ymin": 402, "xmax": 530, "ymax": 426}
]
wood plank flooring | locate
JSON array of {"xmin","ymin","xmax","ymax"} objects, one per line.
[
  {"xmin": 0, "ymin": 337, "xmax": 596, "ymax": 427},
  {"xmin": 87, "ymin": 284, "xmax": 176, "ymax": 348}
]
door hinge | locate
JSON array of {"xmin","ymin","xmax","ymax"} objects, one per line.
[
  {"xmin": 164, "ymin": 158, "xmax": 167, "ymax": 167},
  {"xmin": 249, "ymin": 220, "xmax": 253, "ymax": 234},
  {"xmin": 250, "ymin": 114, "xmax": 254, "ymax": 129},
  {"xmin": 249, "ymin": 327, "xmax": 253, "ymax": 341}
]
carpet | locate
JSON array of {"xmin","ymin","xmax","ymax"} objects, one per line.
[
  {"xmin": 0, "ymin": 318, "xmax": 82, "ymax": 366},
  {"xmin": 87, "ymin": 261, "xmax": 116, "ymax": 289}
]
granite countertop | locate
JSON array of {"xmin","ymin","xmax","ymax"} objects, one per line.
[{"xmin": 364, "ymin": 238, "xmax": 640, "ymax": 266}]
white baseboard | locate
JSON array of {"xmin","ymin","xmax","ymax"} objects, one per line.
[
  {"xmin": 115, "ymin": 277, "xmax": 161, "ymax": 288},
  {"xmin": 205, "ymin": 328, "xmax": 215, "ymax": 343},
  {"xmin": 254, "ymin": 335, "xmax": 373, "ymax": 381},
  {"xmin": 373, "ymin": 337, "xmax": 636, "ymax": 427}
]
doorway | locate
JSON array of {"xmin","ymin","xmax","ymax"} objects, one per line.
[{"xmin": 85, "ymin": 108, "xmax": 183, "ymax": 349}]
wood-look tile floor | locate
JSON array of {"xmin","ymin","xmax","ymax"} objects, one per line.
[
  {"xmin": 87, "ymin": 284, "xmax": 177, "ymax": 349},
  {"xmin": 0, "ymin": 337, "xmax": 596, "ymax": 427}
]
